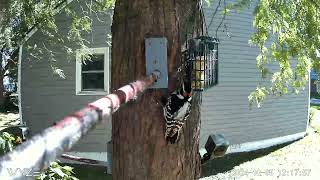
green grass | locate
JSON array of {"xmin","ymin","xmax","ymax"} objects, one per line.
[
  {"xmin": 310, "ymin": 94, "xmax": 320, "ymax": 110},
  {"xmin": 309, "ymin": 106, "xmax": 320, "ymax": 135},
  {"xmin": 311, "ymin": 94, "xmax": 320, "ymax": 99},
  {"xmin": 70, "ymin": 164, "xmax": 112, "ymax": 180},
  {"xmin": 311, "ymin": 104, "xmax": 320, "ymax": 110},
  {"xmin": 0, "ymin": 112, "xmax": 20, "ymax": 130},
  {"xmin": 0, "ymin": 112, "xmax": 106, "ymax": 179},
  {"xmin": 310, "ymin": 93, "xmax": 320, "ymax": 110}
]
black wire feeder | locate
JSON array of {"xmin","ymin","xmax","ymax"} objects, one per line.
[{"xmin": 186, "ymin": 36, "xmax": 219, "ymax": 91}]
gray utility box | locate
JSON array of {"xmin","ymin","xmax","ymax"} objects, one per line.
[{"xmin": 145, "ymin": 37, "xmax": 168, "ymax": 89}]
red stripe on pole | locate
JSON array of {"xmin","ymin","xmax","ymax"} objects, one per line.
[
  {"xmin": 0, "ymin": 72, "xmax": 158, "ymax": 180},
  {"xmin": 90, "ymin": 72, "xmax": 158, "ymax": 114}
]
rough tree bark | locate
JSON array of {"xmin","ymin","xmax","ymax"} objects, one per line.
[
  {"xmin": 0, "ymin": 71, "xmax": 4, "ymax": 108},
  {"xmin": 0, "ymin": 0, "xmax": 8, "ymax": 107},
  {"xmin": 111, "ymin": 0, "xmax": 203, "ymax": 179}
]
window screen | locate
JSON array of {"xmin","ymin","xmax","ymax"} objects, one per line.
[{"xmin": 81, "ymin": 54, "xmax": 104, "ymax": 91}]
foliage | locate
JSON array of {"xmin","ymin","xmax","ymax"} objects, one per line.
[
  {"xmin": 309, "ymin": 107, "xmax": 317, "ymax": 122},
  {"xmin": 0, "ymin": 132, "xmax": 17, "ymax": 156},
  {"xmin": 0, "ymin": 2, "xmax": 112, "ymax": 178},
  {"xmin": 209, "ymin": 0, "xmax": 320, "ymax": 107},
  {"xmin": 248, "ymin": 85, "xmax": 269, "ymax": 108},
  {"xmin": 0, "ymin": 131, "xmax": 78, "ymax": 179},
  {"xmin": 37, "ymin": 161, "xmax": 78, "ymax": 180},
  {"xmin": 0, "ymin": 0, "xmax": 115, "ymax": 78},
  {"xmin": 1, "ymin": 0, "xmax": 319, "ymax": 107},
  {"xmin": 309, "ymin": 107, "xmax": 320, "ymax": 133}
]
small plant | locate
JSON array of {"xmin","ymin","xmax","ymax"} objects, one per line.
[
  {"xmin": 0, "ymin": 132, "xmax": 78, "ymax": 179},
  {"xmin": 0, "ymin": 132, "xmax": 18, "ymax": 156},
  {"xmin": 37, "ymin": 161, "xmax": 78, "ymax": 180},
  {"xmin": 309, "ymin": 107, "xmax": 320, "ymax": 134},
  {"xmin": 309, "ymin": 107, "xmax": 317, "ymax": 124}
]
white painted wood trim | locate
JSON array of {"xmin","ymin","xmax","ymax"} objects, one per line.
[
  {"xmin": 75, "ymin": 52, "xmax": 82, "ymax": 95},
  {"xmin": 18, "ymin": 46, "xmax": 23, "ymax": 125},
  {"xmin": 307, "ymin": 74, "xmax": 311, "ymax": 128},
  {"xmin": 61, "ymin": 152, "xmax": 108, "ymax": 162},
  {"xmin": 104, "ymin": 47, "xmax": 110, "ymax": 93},
  {"xmin": 59, "ymin": 151, "xmax": 112, "ymax": 174},
  {"xmin": 226, "ymin": 132, "xmax": 306, "ymax": 154},
  {"xmin": 75, "ymin": 47, "xmax": 110, "ymax": 95},
  {"xmin": 24, "ymin": 27, "xmax": 38, "ymax": 42},
  {"xmin": 76, "ymin": 91, "xmax": 108, "ymax": 96}
]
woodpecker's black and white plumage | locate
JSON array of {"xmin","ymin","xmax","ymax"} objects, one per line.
[{"xmin": 163, "ymin": 60, "xmax": 193, "ymax": 144}]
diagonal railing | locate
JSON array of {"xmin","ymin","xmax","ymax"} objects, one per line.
[{"xmin": 0, "ymin": 71, "xmax": 159, "ymax": 180}]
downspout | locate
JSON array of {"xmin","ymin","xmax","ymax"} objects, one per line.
[{"xmin": 18, "ymin": 45, "xmax": 23, "ymax": 125}]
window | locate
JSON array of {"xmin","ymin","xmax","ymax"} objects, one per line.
[{"xmin": 76, "ymin": 47, "xmax": 109, "ymax": 95}]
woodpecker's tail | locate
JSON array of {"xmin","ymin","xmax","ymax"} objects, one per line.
[{"xmin": 165, "ymin": 127, "xmax": 181, "ymax": 144}]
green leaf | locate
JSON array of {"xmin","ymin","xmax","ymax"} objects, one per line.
[
  {"xmin": 62, "ymin": 166, "xmax": 74, "ymax": 173},
  {"xmin": 204, "ymin": 0, "xmax": 210, "ymax": 7},
  {"xmin": 51, "ymin": 167, "xmax": 65, "ymax": 177},
  {"xmin": 71, "ymin": 177, "xmax": 79, "ymax": 180}
]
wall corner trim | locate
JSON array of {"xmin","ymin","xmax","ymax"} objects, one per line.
[
  {"xmin": 226, "ymin": 132, "xmax": 306, "ymax": 154},
  {"xmin": 18, "ymin": 45, "xmax": 23, "ymax": 125}
]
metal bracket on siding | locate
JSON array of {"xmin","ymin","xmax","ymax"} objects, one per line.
[{"xmin": 145, "ymin": 37, "xmax": 168, "ymax": 89}]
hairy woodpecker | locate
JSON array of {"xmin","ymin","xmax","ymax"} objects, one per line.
[{"xmin": 163, "ymin": 61, "xmax": 193, "ymax": 144}]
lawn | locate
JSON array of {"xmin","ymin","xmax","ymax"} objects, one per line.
[
  {"xmin": 0, "ymin": 112, "xmax": 20, "ymax": 130},
  {"xmin": 310, "ymin": 104, "xmax": 320, "ymax": 110},
  {"xmin": 61, "ymin": 126, "xmax": 320, "ymax": 180},
  {"xmin": 71, "ymin": 164, "xmax": 112, "ymax": 180},
  {"xmin": 201, "ymin": 129, "xmax": 320, "ymax": 180},
  {"xmin": 201, "ymin": 128, "xmax": 320, "ymax": 180},
  {"xmin": 0, "ymin": 112, "xmax": 111, "ymax": 179},
  {"xmin": 2, "ymin": 110, "xmax": 320, "ymax": 180}
]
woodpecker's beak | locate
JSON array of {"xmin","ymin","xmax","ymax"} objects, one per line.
[{"xmin": 183, "ymin": 92, "xmax": 192, "ymax": 97}]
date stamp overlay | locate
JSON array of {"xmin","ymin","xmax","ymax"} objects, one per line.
[{"xmin": 229, "ymin": 168, "xmax": 311, "ymax": 177}]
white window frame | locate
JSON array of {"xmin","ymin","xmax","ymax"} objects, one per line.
[{"xmin": 76, "ymin": 47, "xmax": 110, "ymax": 95}]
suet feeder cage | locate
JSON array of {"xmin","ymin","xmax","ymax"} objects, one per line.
[{"xmin": 187, "ymin": 36, "xmax": 219, "ymax": 91}]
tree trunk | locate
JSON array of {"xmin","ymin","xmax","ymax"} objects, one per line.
[
  {"xmin": 111, "ymin": 0, "xmax": 202, "ymax": 179},
  {"xmin": 0, "ymin": 71, "xmax": 4, "ymax": 109},
  {"xmin": 0, "ymin": 0, "xmax": 7, "ymax": 108}
]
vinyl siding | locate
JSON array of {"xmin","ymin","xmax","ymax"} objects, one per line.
[
  {"xmin": 20, "ymin": 0, "xmax": 309, "ymax": 153},
  {"xmin": 20, "ymin": 1, "xmax": 113, "ymax": 152},
  {"xmin": 200, "ymin": 1, "xmax": 309, "ymax": 147}
]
